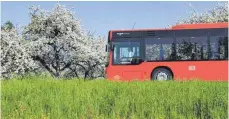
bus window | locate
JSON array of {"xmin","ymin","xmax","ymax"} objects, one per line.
[
  {"xmin": 176, "ymin": 36, "xmax": 208, "ymax": 61},
  {"xmin": 210, "ymin": 36, "xmax": 228, "ymax": 60},
  {"xmin": 145, "ymin": 37, "xmax": 175, "ymax": 61},
  {"xmin": 113, "ymin": 41, "xmax": 140, "ymax": 64}
]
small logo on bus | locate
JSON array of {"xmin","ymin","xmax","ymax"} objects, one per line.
[
  {"xmin": 117, "ymin": 32, "xmax": 130, "ymax": 36},
  {"xmin": 117, "ymin": 33, "xmax": 123, "ymax": 36},
  {"xmin": 189, "ymin": 66, "xmax": 196, "ymax": 71}
]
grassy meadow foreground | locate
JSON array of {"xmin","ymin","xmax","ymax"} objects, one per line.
[{"xmin": 1, "ymin": 76, "xmax": 228, "ymax": 119}]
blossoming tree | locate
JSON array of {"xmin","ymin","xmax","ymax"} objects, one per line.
[
  {"xmin": 176, "ymin": 2, "xmax": 228, "ymax": 24},
  {"xmin": 1, "ymin": 22, "xmax": 37, "ymax": 78},
  {"xmin": 23, "ymin": 3, "xmax": 106, "ymax": 78},
  {"xmin": 65, "ymin": 32, "xmax": 106, "ymax": 79}
]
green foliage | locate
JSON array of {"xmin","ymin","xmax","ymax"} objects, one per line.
[
  {"xmin": 1, "ymin": 21, "xmax": 15, "ymax": 31},
  {"xmin": 1, "ymin": 76, "xmax": 228, "ymax": 119}
]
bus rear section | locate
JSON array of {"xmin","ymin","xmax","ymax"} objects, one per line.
[{"xmin": 105, "ymin": 22, "xmax": 228, "ymax": 81}]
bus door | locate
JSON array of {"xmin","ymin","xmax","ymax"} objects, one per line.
[{"xmin": 112, "ymin": 39, "xmax": 145, "ymax": 81}]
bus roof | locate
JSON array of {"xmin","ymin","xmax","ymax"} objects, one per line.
[{"xmin": 109, "ymin": 22, "xmax": 228, "ymax": 32}]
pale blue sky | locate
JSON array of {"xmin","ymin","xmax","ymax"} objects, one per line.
[{"xmin": 1, "ymin": 1, "xmax": 226, "ymax": 37}]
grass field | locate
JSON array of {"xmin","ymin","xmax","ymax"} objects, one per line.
[{"xmin": 1, "ymin": 75, "xmax": 228, "ymax": 119}]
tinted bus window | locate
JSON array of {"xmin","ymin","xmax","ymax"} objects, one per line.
[
  {"xmin": 176, "ymin": 36, "xmax": 208, "ymax": 60},
  {"xmin": 175, "ymin": 29, "xmax": 209, "ymax": 37},
  {"xmin": 208, "ymin": 28, "xmax": 228, "ymax": 60},
  {"xmin": 145, "ymin": 29, "xmax": 228, "ymax": 61},
  {"xmin": 145, "ymin": 38, "xmax": 175, "ymax": 61},
  {"xmin": 209, "ymin": 36, "xmax": 228, "ymax": 60}
]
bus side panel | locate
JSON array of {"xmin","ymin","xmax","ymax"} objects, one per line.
[
  {"xmin": 146, "ymin": 61, "xmax": 228, "ymax": 81},
  {"xmin": 166, "ymin": 61, "xmax": 228, "ymax": 81},
  {"xmin": 106, "ymin": 63, "xmax": 150, "ymax": 81},
  {"xmin": 106, "ymin": 61, "xmax": 228, "ymax": 81}
]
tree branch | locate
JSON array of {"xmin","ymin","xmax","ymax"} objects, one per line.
[
  {"xmin": 32, "ymin": 56, "xmax": 56, "ymax": 77},
  {"xmin": 60, "ymin": 62, "xmax": 72, "ymax": 71}
]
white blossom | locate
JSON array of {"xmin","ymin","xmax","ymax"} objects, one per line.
[
  {"xmin": 0, "ymin": 27, "xmax": 37, "ymax": 79},
  {"xmin": 176, "ymin": 2, "xmax": 228, "ymax": 24},
  {"xmin": 66, "ymin": 31, "xmax": 107, "ymax": 79}
]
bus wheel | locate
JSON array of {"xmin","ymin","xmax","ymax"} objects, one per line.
[{"xmin": 151, "ymin": 68, "xmax": 173, "ymax": 81}]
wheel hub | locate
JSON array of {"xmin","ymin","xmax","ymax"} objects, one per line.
[{"xmin": 156, "ymin": 72, "xmax": 168, "ymax": 80}]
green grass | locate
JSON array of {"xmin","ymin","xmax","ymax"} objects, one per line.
[{"xmin": 1, "ymin": 75, "xmax": 228, "ymax": 119}]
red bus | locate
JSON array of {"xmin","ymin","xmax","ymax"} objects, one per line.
[{"xmin": 105, "ymin": 22, "xmax": 228, "ymax": 81}]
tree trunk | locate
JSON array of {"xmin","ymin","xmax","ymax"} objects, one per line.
[{"xmin": 54, "ymin": 41, "xmax": 60, "ymax": 78}]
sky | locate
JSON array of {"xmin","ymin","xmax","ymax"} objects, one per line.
[{"xmin": 1, "ymin": 1, "xmax": 226, "ymax": 37}]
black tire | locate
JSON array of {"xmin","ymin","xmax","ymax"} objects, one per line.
[{"xmin": 151, "ymin": 68, "xmax": 173, "ymax": 81}]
